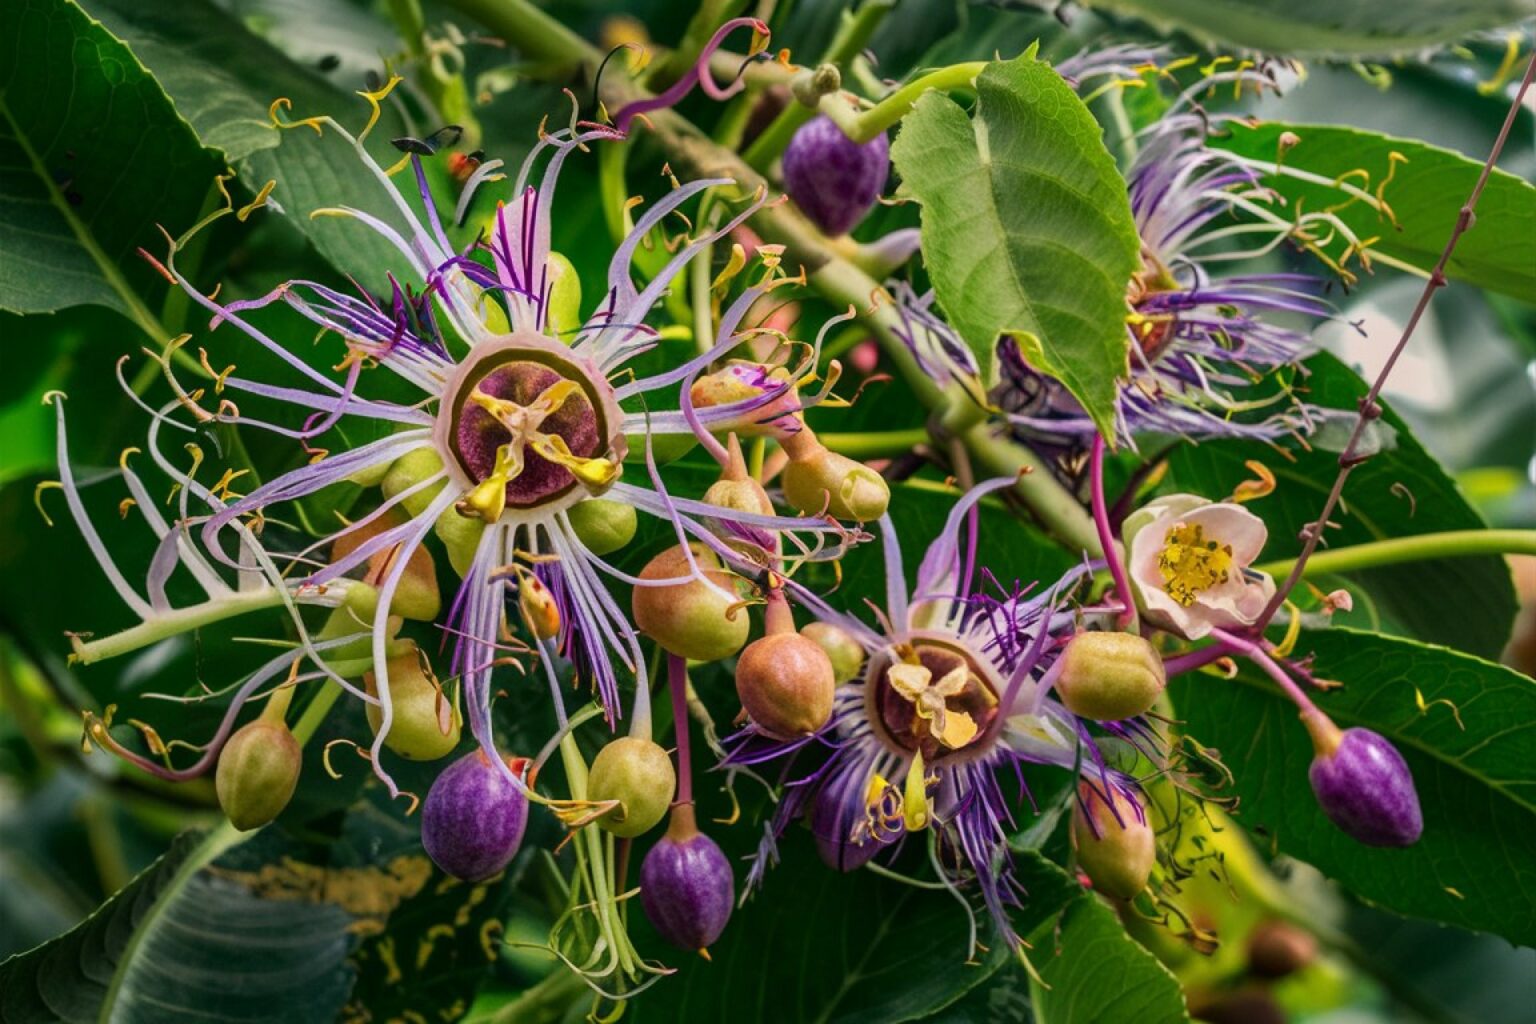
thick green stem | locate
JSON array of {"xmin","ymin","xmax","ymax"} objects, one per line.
[
  {"xmin": 818, "ymin": 62, "xmax": 985, "ymax": 143},
  {"xmin": 1254, "ymin": 529, "xmax": 1536, "ymax": 579},
  {"xmin": 817, "ymin": 428, "xmax": 930, "ymax": 459},
  {"xmin": 448, "ymin": 0, "xmax": 596, "ymax": 67},
  {"xmin": 72, "ymin": 589, "xmax": 290, "ymax": 665}
]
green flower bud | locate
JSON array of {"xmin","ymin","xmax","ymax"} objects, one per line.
[
  {"xmin": 546, "ymin": 251, "xmax": 583, "ymax": 339},
  {"xmin": 801, "ymin": 621, "xmax": 865, "ymax": 684},
  {"xmin": 434, "ymin": 505, "xmax": 486, "ymax": 577},
  {"xmin": 216, "ymin": 719, "xmax": 302, "ymax": 832},
  {"xmin": 365, "ymin": 644, "xmax": 461, "ymax": 761},
  {"xmin": 1072, "ymin": 783, "xmax": 1156, "ymax": 900},
  {"xmin": 567, "ymin": 498, "xmax": 638, "ymax": 556},
  {"xmin": 703, "ymin": 475, "xmax": 775, "ymax": 517},
  {"xmin": 381, "ymin": 448, "xmax": 447, "ymax": 518},
  {"xmin": 588, "ymin": 736, "xmax": 676, "ymax": 837},
  {"xmin": 781, "ymin": 448, "xmax": 889, "ymax": 522},
  {"xmin": 632, "ymin": 543, "xmax": 750, "ymax": 662},
  {"xmin": 622, "ymin": 432, "xmax": 699, "ymax": 465},
  {"xmin": 1054, "ymin": 632, "xmax": 1167, "ymax": 722}
]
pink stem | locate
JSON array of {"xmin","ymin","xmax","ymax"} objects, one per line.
[
  {"xmin": 668, "ymin": 652, "xmax": 693, "ymax": 805},
  {"xmin": 611, "ymin": 18, "xmax": 767, "ymax": 133},
  {"xmin": 1211, "ymin": 627, "xmax": 1323, "ymax": 719},
  {"xmin": 1090, "ymin": 434, "xmax": 1134, "ymax": 627},
  {"xmin": 1161, "ymin": 641, "xmax": 1236, "ymax": 678}
]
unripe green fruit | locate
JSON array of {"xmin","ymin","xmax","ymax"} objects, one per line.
[
  {"xmin": 567, "ymin": 498, "xmax": 638, "ymax": 556},
  {"xmin": 1054, "ymin": 632, "xmax": 1166, "ymax": 722},
  {"xmin": 382, "ymin": 448, "xmax": 447, "ymax": 517},
  {"xmin": 622, "ymin": 432, "xmax": 699, "ymax": 465},
  {"xmin": 736, "ymin": 632, "xmax": 836, "ymax": 738},
  {"xmin": 801, "ymin": 622, "xmax": 865, "ymax": 684},
  {"xmin": 632, "ymin": 544, "xmax": 749, "ymax": 662},
  {"xmin": 434, "ymin": 506, "xmax": 486, "ymax": 577},
  {"xmin": 332, "ymin": 512, "xmax": 440, "ymax": 622},
  {"xmin": 546, "ymin": 251, "xmax": 583, "ymax": 339},
  {"xmin": 1072, "ymin": 784, "xmax": 1156, "ymax": 900},
  {"xmin": 703, "ymin": 475, "xmax": 774, "ymax": 517},
  {"xmin": 365, "ymin": 646, "xmax": 461, "ymax": 761},
  {"xmin": 588, "ymin": 737, "xmax": 676, "ymax": 837},
  {"xmin": 216, "ymin": 719, "xmax": 302, "ymax": 831},
  {"xmin": 781, "ymin": 449, "xmax": 889, "ymax": 522}
]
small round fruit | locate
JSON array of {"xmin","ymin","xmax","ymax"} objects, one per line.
[
  {"xmin": 632, "ymin": 543, "xmax": 749, "ymax": 662},
  {"xmin": 1053, "ymin": 631, "xmax": 1166, "ymax": 722},
  {"xmin": 781, "ymin": 115, "xmax": 890, "ymax": 236},
  {"xmin": 735, "ymin": 632, "xmax": 835, "ymax": 739},
  {"xmin": 800, "ymin": 621, "xmax": 865, "ymax": 684},
  {"xmin": 780, "ymin": 448, "xmax": 889, "ymax": 522},
  {"xmin": 1307, "ymin": 725, "xmax": 1422, "ymax": 847},
  {"xmin": 421, "ymin": 751, "xmax": 529, "ymax": 881},
  {"xmin": 1071, "ymin": 783, "xmax": 1156, "ymax": 900},
  {"xmin": 640, "ymin": 806, "xmax": 734, "ymax": 953},
  {"xmin": 216, "ymin": 719, "xmax": 302, "ymax": 832},
  {"xmin": 588, "ymin": 737, "xmax": 676, "ymax": 838},
  {"xmin": 567, "ymin": 498, "xmax": 638, "ymax": 556},
  {"xmin": 365, "ymin": 646, "xmax": 460, "ymax": 761}
]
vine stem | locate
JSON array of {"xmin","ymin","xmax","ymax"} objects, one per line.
[
  {"xmin": 1089, "ymin": 434, "xmax": 1133, "ymax": 626},
  {"xmin": 1254, "ymin": 50, "xmax": 1536, "ymax": 630},
  {"xmin": 668, "ymin": 652, "xmax": 693, "ymax": 805},
  {"xmin": 817, "ymin": 62, "xmax": 986, "ymax": 144},
  {"xmin": 1253, "ymin": 529, "xmax": 1536, "ymax": 579}
]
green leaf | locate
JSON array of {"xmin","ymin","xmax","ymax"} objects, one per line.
[
  {"xmin": 80, "ymin": 0, "xmax": 418, "ymax": 288},
  {"xmin": 1084, "ymin": 0, "xmax": 1536, "ymax": 57},
  {"xmin": 632, "ymin": 843, "xmax": 1081, "ymax": 1024},
  {"xmin": 1212, "ymin": 121, "xmax": 1536, "ymax": 300},
  {"xmin": 0, "ymin": 0, "xmax": 220, "ymax": 328},
  {"xmin": 1159, "ymin": 352, "xmax": 1516, "ymax": 660},
  {"xmin": 1170, "ymin": 627, "xmax": 1536, "ymax": 946},
  {"xmin": 891, "ymin": 55, "xmax": 1138, "ymax": 440},
  {"xmin": 1030, "ymin": 896, "xmax": 1189, "ymax": 1024}
]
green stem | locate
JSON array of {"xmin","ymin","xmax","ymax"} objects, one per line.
[
  {"xmin": 1253, "ymin": 529, "xmax": 1536, "ymax": 579},
  {"xmin": 818, "ymin": 62, "xmax": 985, "ymax": 144},
  {"xmin": 448, "ymin": 0, "xmax": 596, "ymax": 67},
  {"xmin": 71, "ymin": 589, "xmax": 290, "ymax": 665},
  {"xmin": 817, "ymin": 428, "xmax": 929, "ymax": 459}
]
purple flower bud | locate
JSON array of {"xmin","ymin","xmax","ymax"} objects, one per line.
[
  {"xmin": 1307, "ymin": 724, "xmax": 1422, "ymax": 847},
  {"xmin": 781, "ymin": 115, "xmax": 889, "ymax": 236},
  {"xmin": 640, "ymin": 806, "xmax": 734, "ymax": 954},
  {"xmin": 421, "ymin": 751, "xmax": 530, "ymax": 881}
]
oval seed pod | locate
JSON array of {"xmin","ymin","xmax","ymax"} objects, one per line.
[
  {"xmin": 588, "ymin": 737, "xmax": 676, "ymax": 838},
  {"xmin": 640, "ymin": 805, "xmax": 734, "ymax": 954},
  {"xmin": 1053, "ymin": 631, "xmax": 1167, "ymax": 722},
  {"xmin": 632, "ymin": 543, "xmax": 750, "ymax": 662},
  {"xmin": 566, "ymin": 498, "xmax": 638, "ymax": 556},
  {"xmin": 421, "ymin": 751, "xmax": 530, "ymax": 881},
  {"xmin": 1071, "ymin": 782, "xmax": 1156, "ymax": 900},
  {"xmin": 801, "ymin": 621, "xmax": 865, "ymax": 684},
  {"xmin": 735, "ymin": 632, "xmax": 836, "ymax": 738},
  {"xmin": 216, "ymin": 719, "xmax": 302, "ymax": 832},
  {"xmin": 365, "ymin": 643, "xmax": 461, "ymax": 761},
  {"xmin": 781, "ymin": 115, "xmax": 891, "ymax": 236},
  {"xmin": 1305, "ymin": 716, "xmax": 1422, "ymax": 847}
]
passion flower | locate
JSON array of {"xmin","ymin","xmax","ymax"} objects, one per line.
[
  {"xmin": 421, "ymin": 751, "xmax": 530, "ymax": 881},
  {"xmin": 216, "ymin": 718, "xmax": 302, "ymax": 832},
  {"xmin": 1053, "ymin": 631, "xmax": 1166, "ymax": 722},
  {"xmin": 632, "ymin": 543, "xmax": 750, "ymax": 662},
  {"xmin": 640, "ymin": 805, "xmax": 735, "ymax": 954},
  {"xmin": 1304, "ymin": 715, "xmax": 1422, "ymax": 847},
  {"xmin": 781, "ymin": 114, "xmax": 890, "ymax": 236},
  {"xmin": 1072, "ymin": 781, "xmax": 1157, "ymax": 900},
  {"xmin": 588, "ymin": 736, "xmax": 676, "ymax": 838}
]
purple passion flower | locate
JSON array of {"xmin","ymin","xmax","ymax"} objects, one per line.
[{"xmin": 422, "ymin": 751, "xmax": 531, "ymax": 881}]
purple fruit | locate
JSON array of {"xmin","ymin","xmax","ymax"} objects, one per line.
[
  {"xmin": 781, "ymin": 115, "xmax": 889, "ymax": 236},
  {"xmin": 1308, "ymin": 726, "xmax": 1422, "ymax": 847},
  {"xmin": 640, "ymin": 806, "xmax": 734, "ymax": 953},
  {"xmin": 421, "ymin": 751, "xmax": 529, "ymax": 881}
]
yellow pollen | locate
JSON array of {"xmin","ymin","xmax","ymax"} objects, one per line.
[{"xmin": 1157, "ymin": 522, "xmax": 1234, "ymax": 606}]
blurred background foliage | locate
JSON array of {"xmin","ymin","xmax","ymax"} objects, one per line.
[{"xmin": 0, "ymin": 1, "xmax": 1533, "ymax": 1022}]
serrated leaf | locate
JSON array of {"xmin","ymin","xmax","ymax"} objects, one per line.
[
  {"xmin": 1212, "ymin": 121, "xmax": 1536, "ymax": 300},
  {"xmin": 1170, "ymin": 627, "xmax": 1536, "ymax": 945},
  {"xmin": 1160, "ymin": 352, "xmax": 1516, "ymax": 660},
  {"xmin": 891, "ymin": 55, "xmax": 1138, "ymax": 440},
  {"xmin": 1085, "ymin": 0, "xmax": 1536, "ymax": 57},
  {"xmin": 1030, "ymin": 896, "xmax": 1189, "ymax": 1024},
  {"xmin": 0, "ymin": 0, "xmax": 220, "ymax": 323}
]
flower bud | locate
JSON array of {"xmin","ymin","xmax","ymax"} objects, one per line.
[
  {"xmin": 332, "ymin": 512, "xmax": 440, "ymax": 622},
  {"xmin": 566, "ymin": 498, "xmax": 638, "ymax": 556},
  {"xmin": 365, "ymin": 644, "xmax": 460, "ymax": 761},
  {"xmin": 1305, "ymin": 718, "xmax": 1422, "ymax": 847},
  {"xmin": 1072, "ymin": 783, "xmax": 1156, "ymax": 900},
  {"xmin": 781, "ymin": 115, "xmax": 890, "ymax": 236},
  {"xmin": 434, "ymin": 506, "xmax": 486, "ymax": 577},
  {"xmin": 780, "ymin": 446, "xmax": 889, "ymax": 522},
  {"xmin": 216, "ymin": 719, "xmax": 302, "ymax": 832},
  {"xmin": 632, "ymin": 543, "xmax": 750, "ymax": 662},
  {"xmin": 703, "ymin": 475, "xmax": 775, "ymax": 518},
  {"xmin": 421, "ymin": 751, "xmax": 530, "ymax": 881},
  {"xmin": 688, "ymin": 362, "xmax": 802, "ymax": 440},
  {"xmin": 516, "ymin": 573, "xmax": 561, "ymax": 640},
  {"xmin": 1053, "ymin": 632, "xmax": 1166, "ymax": 722},
  {"xmin": 546, "ymin": 250, "xmax": 582, "ymax": 339},
  {"xmin": 381, "ymin": 448, "xmax": 447, "ymax": 518},
  {"xmin": 640, "ymin": 805, "xmax": 734, "ymax": 954},
  {"xmin": 801, "ymin": 621, "xmax": 865, "ymax": 684},
  {"xmin": 735, "ymin": 632, "xmax": 836, "ymax": 739},
  {"xmin": 588, "ymin": 737, "xmax": 676, "ymax": 838}
]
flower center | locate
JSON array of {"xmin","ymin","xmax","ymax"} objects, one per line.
[
  {"xmin": 1157, "ymin": 522, "xmax": 1233, "ymax": 606},
  {"xmin": 436, "ymin": 333, "xmax": 623, "ymax": 521},
  {"xmin": 868, "ymin": 637, "xmax": 1000, "ymax": 763}
]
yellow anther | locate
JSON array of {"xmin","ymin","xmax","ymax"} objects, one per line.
[
  {"xmin": 1230, "ymin": 459, "xmax": 1276, "ymax": 503},
  {"xmin": 237, "ymin": 179, "xmax": 277, "ymax": 222},
  {"xmin": 356, "ymin": 74, "xmax": 405, "ymax": 140},
  {"xmin": 710, "ymin": 243, "xmax": 749, "ymax": 293},
  {"xmin": 1156, "ymin": 522, "xmax": 1234, "ymax": 607},
  {"xmin": 33, "ymin": 481, "xmax": 62, "ymax": 527}
]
